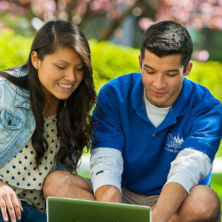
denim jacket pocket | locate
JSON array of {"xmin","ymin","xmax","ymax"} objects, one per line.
[{"xmin": 0, "ymin": 109, "xmax": 22, "ymax": 144}]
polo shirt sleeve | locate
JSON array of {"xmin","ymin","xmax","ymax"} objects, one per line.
[
  {"xmin": 182, "ymin": 103, "xmax": 222, "ymax": 161},
  {"xmin": 92, "ymin": 85, "xmax": 125, "ymax": 151}
]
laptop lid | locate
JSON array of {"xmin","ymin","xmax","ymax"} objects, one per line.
[{"xmin": 47, "ymin": 196, "xmax": 151, "ymax": 222}]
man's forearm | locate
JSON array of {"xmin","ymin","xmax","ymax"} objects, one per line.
[
  {"xmin": 95, "ymin": 185, "xmax": 122, "ymax": 203},
  {"xmin": 152, "ymin": 182, "xmax": 187, "ymax": 222}
]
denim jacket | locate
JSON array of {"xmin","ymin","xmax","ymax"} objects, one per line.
[{"xmin": 0, "ymin": 68, "xmax": 36, "ymax": 182}]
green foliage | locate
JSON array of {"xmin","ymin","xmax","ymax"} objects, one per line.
[
  {"xmin": 188, "ymin": 61, "xmax": 222, "ymax": 103},
  {"xmin": 90, "ymin": 40, "xmax": 140, "ymax": 91},
  {"xmin": 0, "ymin": 31, "xmax": 221, "ymax": 157},
  {"xmin": 0, "ymin": 30, "xmax": 32, "ymax": 70},
  {"xmin": 211, "ymin": 173, "xmax": 222, "ymax": 212}
]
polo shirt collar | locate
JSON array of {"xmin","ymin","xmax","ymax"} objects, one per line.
[{"xmin": 130, "ymin": 73, "xmax": 149, "ymax": 122}]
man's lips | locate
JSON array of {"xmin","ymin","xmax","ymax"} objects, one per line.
[{"xmin": 151, "ymin": 91, "xmax": 167, "ymax": 97}]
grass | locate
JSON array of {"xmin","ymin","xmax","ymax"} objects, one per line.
[
  {"xmin": 216, "ymin": 146, "xmax": 222, "ymax": 157},
  {"xmin": 211, "ymin": 173, "xmax": 222, "ymax": 212}
]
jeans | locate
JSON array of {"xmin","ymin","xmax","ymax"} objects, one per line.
[{"xmin": 0, "ymin": 201, "xmax": 46, "ymax": 222}]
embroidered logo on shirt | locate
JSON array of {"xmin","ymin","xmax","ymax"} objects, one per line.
[{"xmin": 165, "ymin": 133, "xmax": 184, "ymax": 153}]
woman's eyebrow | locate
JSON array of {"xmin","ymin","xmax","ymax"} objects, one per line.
[
  {"xmin": 56, "ymin": 60, "xmax": 70, "ymax": 64},
  {"xmin": 56, "ymin": 60, "xmax": 83, "ymax": 66}
]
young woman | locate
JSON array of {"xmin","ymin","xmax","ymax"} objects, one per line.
[{"xmin": 0, "ymin": 20, "xmax": 96, "ymax": 222}]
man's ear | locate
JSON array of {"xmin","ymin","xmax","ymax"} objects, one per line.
[
  {"xmin": 31, "ymin": 51, "xmax": 40, "ymax": 70},
  {"xmin": 138, "ymin": 54, "xmax": 142, "ymax": 69},
  {"xmin": 184, "ymin": 61, "xmax": 192, "ymax": 76}
]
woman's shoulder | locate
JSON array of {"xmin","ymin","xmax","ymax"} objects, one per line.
[
  {"xmin": 1, "ymin": 65, "xmax": 27, "ymax": 87},
  {"xmin": 0, "ymin": 72, "xmax": 17, "ymax": 95},
  {"xmin": 0, "ymin": 66, "xmax": 29, "ymax": 108},
  {"xmin": 0, "ymin": 65, "xmax": 27, "ymax": 79}
]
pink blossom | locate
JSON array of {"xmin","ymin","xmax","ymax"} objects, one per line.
[
  {"xmin": 0, "ymin": 1, "xmax": 10, "ymax": 11},
  {"xmin": 193, "ymin": 50, "xmax": 209, "ymax": 62},
  {"xmin": 138, "ymin": 18, "xmax": 154, "ymax": 30}
]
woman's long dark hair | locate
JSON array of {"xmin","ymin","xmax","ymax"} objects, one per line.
[{"xmin": 0, "ymin": 20, "xmax": 96, "ymax": 172}]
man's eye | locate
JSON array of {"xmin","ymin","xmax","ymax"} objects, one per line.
[
  {"xmin": 167, "ymin": 73, "xmax": 177, "ymax": 77},
  {"xmin": 57, "ymin": 65, "xmax": 65, "ymax": 70},
  {"xmin": 76, "ymin": 66, "xmax": 85, "ymax": 71},
  {"xmin": 145, "ymin": 70, "xmax": 155, "ymax": 75}
]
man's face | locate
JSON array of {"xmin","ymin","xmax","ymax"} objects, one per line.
[{"xmin": 139, "ymin": 50, "xmax": 192, "ymax": 108}]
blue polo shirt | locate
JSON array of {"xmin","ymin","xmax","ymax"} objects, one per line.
[{"xmin": 92, "ymin": 73, "xmax": 222, "ymax": 195}]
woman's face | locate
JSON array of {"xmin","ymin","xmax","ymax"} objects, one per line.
[{"xmin": 31, "ymin": 47, "xmax": 84, "ymax": 104}]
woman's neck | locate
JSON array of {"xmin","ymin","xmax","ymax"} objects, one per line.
[
  {"xmin": 41, "ymin": 86, "xmax": 60, "ymax": 117},
  {"xmin": 42, "ymin": 99, "xmax": 59, "ymax": 117}
]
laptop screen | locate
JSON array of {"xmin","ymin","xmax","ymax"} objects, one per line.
[{"xmin": 47, "ymin": 196, "xmax": 151, "ymax": 222}]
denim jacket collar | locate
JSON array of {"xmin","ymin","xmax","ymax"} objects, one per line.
[
  {"xmin": 14, "ymin": 69, "xmax": 31, "ymax": 109},
  {"xmin": 14, "ymin": 87, "xmax": 31, "ymax": 109}
]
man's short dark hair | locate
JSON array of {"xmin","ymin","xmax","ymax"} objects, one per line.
[{"xmin": 140, "ymin": 21, "xmax": 193, "ymax": 71}]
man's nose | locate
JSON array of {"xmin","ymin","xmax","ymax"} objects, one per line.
[{"xmin": 153, "ymin": 74, "xmax": 166, "ymax": 89}]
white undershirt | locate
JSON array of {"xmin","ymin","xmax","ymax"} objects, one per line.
[
  {"xmin": 143, "ymin": 88, "xmax": 171, "ymax": 127},
  {"xmin": 90, "ymin": 89, "xmax": 211, "ymax": 194}
]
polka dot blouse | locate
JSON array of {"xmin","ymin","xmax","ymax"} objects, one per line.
[{"xmin": 0, "ymin": 115, "xmax": 59, "ymax": 212}]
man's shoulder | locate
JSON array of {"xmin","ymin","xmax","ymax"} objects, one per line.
[
  {"xmin": 185, "ymin": 78, "xmax": 221, "ymax": 106},
  {"xmin": 183, "ymin": 78, "xmax": 222, "ymax": 117},
  {"xmin": 100, "ymin": 72, "xmax": 141, "ymax": 93}
]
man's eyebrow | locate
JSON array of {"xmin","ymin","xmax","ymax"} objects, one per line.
[
  {"xmin": 144, "ymin": 64, "xmax": 155, "ymax": 70},
  {"xmin": 144, "ymin": 64, "xmax": 180, "ymax": 72},
  {"xmin": 166, "ymin": 69, "xmax": 180, "ymax": 72}
]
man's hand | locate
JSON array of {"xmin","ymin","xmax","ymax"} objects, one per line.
[
  {"xmin": 0, "ymin": 181, "xmax": 23, "ymax": 222},
  {"xmin": 95, "ymin": 185, "xmax": 122, "ymax": 203}
]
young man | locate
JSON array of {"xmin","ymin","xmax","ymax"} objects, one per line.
[{"xmin": 44, "ymin": 21, "xmax": 222, "ymax": 222}]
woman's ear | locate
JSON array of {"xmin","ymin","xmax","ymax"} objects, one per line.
[{"xmin": 31, "ymin": 51, "xmax": 40, "ymax": 70}]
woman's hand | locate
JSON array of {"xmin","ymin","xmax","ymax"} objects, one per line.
[{"xmin": 0, "ymin": 181, "xmax": 23, "ymax": 222}]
